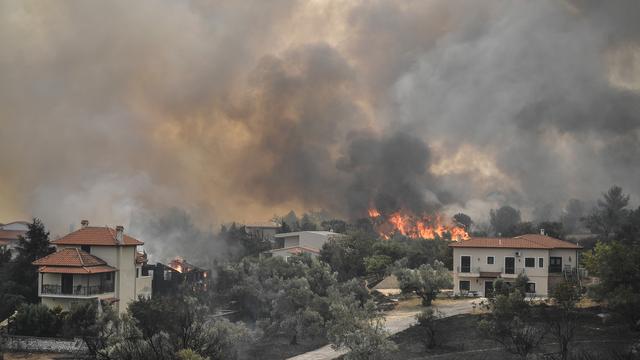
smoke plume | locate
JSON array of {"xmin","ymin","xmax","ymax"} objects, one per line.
[{"xmin": 2, "ymin": 0, "xmax": 640, "ymax": 240}]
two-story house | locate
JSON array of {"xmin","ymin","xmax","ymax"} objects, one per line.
[
  {"xmin": 268, "ymin": 231, "xmax": 346, "ymax": 259},
  {"xmin": 449, "ymin": 233, "xmax": 582, "ymax": 297},
  {"xmin": 32, "ymin": 220, "xmax": 152, "ymax": 313}
]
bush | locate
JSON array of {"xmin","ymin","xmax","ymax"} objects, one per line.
[
  {"xmin": 62, "ymin": 302, "xmax": 98, "ymax": 338},
  {"xmin": 415, "ymin": 308, "xmax": 442, "ymax": 350},
  {"xmin": 11, "ymin": 304, "xmax": 63, "ymax": 337}
]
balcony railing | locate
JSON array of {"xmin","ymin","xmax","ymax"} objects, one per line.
[
  {"xmin": 41, "ymin": 283, "xmax": 115, "ymax": 296},
  {"xmin": 456, "ymin": 266, "xmax": 528, "ymax": 277},
  {"xmin": 456, "ymin": 266, "xmax": 482, "ymax": 274}
]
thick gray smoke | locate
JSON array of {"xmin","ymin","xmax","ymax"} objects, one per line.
[{"xmin": 1, "ymin": 0, "xmax": 640, "ymax": 242}]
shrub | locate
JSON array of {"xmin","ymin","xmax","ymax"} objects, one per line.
[
  {"xmin": 415, "ymin": 308, "xmax": 442, "ymax": 350},
  {"xmin": 11, "ymin": 304, "xmax": 63, "ymax": 337}
]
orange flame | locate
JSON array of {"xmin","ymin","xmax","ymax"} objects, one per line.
[
  {"xmin": 368, "ymin": 208, "xmax": 381, "ymax": 218},
  {"xmin": 369, "ymin": 208, "xmax": 469, "ymax": 241}
]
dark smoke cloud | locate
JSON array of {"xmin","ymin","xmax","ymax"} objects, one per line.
[{"xmin": 1, "ymin": 0, "xmax": 640, "ymax": 247}]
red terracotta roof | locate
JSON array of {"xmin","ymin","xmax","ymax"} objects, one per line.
[
  {"xmin": 37, "ymin": 265, "xmax": 116, "ymax": 274},
  {"xmin": 0, "ymin": 239, "xmax": 10, "ymax": 246},
  {"xmin": 52, "ymin": 226, "xmax": 143, "ymax": 246},
  {"xmin": 449, "ymin": 234, "xmax": 581, "ymax": 249},
  {"xmin": 33, "ymin": 248, "xmax": 107, "ymax": 267}
]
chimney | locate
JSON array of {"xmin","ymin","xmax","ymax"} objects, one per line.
[
  {"xmin": 540, "ymin": 228, "xmax": 545, "ymax": 236},
  {"xmin": 115, "ymin": 225, "xmax": 124, "ymax": 244},
  {"xmin": 81, "ymin": 220, "xmax": 89, "ymax": 228}
]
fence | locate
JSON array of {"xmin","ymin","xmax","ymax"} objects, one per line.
[{"xmin": 2, "ymin": 334, "xmax": 88, "ymax": 354}]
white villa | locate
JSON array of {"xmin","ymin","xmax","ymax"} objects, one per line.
[
  {"xmin": 449, "ymin": 233, "xmax": 582, "ymax": 297},
  {"xmin": 32, "ymin": 220, "xmax": 152, "ymax": 313},
  {"xmin": 268, "ymin": 231, "xmax": 346, "ymax": 259}
]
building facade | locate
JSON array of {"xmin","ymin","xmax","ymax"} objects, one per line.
[
  {"xmin": 450, "ymin": 233, "xmax": 582, "ymax": 297},
  {"xmin": 268, "ymin": 231, "xmax": 346, "ymax": 259},
  {"xmin": 32, "ymin": 220, "xmax": 152, "ymax": 313}
]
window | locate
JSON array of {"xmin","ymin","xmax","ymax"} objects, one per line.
[
  {"xmin": 487, "ymin": 256, "xmax": 495, "ymax": 265},
  {"xmin": 459, "ymin": 281, "xmax": 470, "ymax": 291},
  {"xmin": 105, "ymin": 273, "xmax": 111, "ymax": 281},
  {"xmin": 504, "ymin": 257, "xmax": 515, "ymax": 274},
  {"xmin": 538, "ymin": 257, "xmax": 544, "ymax": 268},
  {"xmin": 136, "ymin": 268, "xmax": 140, "ymax": 278},
  {"xmin": 550, "ymin": 257, "xmax": 563, "ymax": 273},
  {"xmin": 526, "ymin": 282, "xmax": 536, "ymax": 294},
  {"xmin": 81, "ymin": 245, "xmax": 91, "ymax": 253},
  {"xmin": 525, "ymin": 257, "xmax": 535, "ymax": 268},
  {"xmin": 460, "ymin": 256, "xmax": 471, "ymax": 273}
]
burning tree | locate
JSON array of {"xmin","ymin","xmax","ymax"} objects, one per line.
[{"xmin": 368, "ymin": 207, "xmax": 469, "ymax": 241}]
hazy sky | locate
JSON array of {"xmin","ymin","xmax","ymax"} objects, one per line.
[{"xmin": 2, "ymin": 0, "xmax": 640, "ymax": 235}]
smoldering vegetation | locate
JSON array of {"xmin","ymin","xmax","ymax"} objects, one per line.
[{"xmin": 1, "ymin": 0, "xmax": 640, "ymax": 234}]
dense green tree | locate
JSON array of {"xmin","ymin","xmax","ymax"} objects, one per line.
[
  {"xmin": 128, "ymin": 295, "xmax": 251, "ymax": 360},
  {"xmin": 584, "ymin": 239, "xmax": 640, "ymax": 329},
  {"xmin": 490, "ymin": 206, "xmax": 521, "ymax": 236},
  {"xmin": 320, "ymin": 231, "xmax": 376, "ymax": 281},
  {"xmin": 326, "ymin": 292, "xmax": 396, "ymax": 360},
  {"xmin": 7, "ymin": 219, "xmax": 54, "ymax": 303},
  {"xmin": 299, "ymin": 214, "xmax": 318, "ymax": 231},
  {"xmin": 395, "ymin": 261, "xmax": 452, "ymax": 306},
  {"xmin": 585, "ymin": 186, "xmax": 630, "ymax": 241},
  {"xmin": 618, "ymin": 206, "xmax": 640, "ymax": 246},
  {"xmin": 266, "ymin": 277, "xmax": 325, "ymax": 345},
  {"xmin": 364, "ymin": 255, "xmax": 393, "ymax": 282},
  {"xmin": 11, "ymin": 303, "xmax": 63, "ymax": 337}
]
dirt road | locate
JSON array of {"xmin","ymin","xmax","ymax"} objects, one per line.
[{"xmin": 286, "ymin": 298, "xmax": 478, "ymax": 360}]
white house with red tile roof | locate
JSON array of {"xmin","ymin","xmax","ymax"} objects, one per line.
[
  {"xmin": 32, "ymin": 220, "xmax": 152, "ymax": 313},
  {"xmin": 449, "ymin": 232, "xmax": 582, "ymax": 297}
]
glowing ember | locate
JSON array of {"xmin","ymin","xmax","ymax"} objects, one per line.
[
  {"xmin": 368, "ymin": 208, "xmax": 469, "ymax": 241},
  {"xmin": 169, "ymin": 257, "xmax": 185, "ymax": 273}
]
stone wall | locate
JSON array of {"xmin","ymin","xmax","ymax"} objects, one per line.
[{"xmin": 3, "ymin": 334, "xmax": 88, "ymax": 354}]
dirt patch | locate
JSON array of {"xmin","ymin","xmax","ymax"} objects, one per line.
[
  {"xmin": 5, "ymin": 354, "xmax": 74, "ymax": 360},
  {"xmin": 388, "ymin": 308, "xmax": 639, "ymax": 360},
  {"xmin": 248, "ymin": 337, "xmax": 329, "ymax": 360}
]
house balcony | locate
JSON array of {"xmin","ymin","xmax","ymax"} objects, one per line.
[
  {"xmin": 457, "ymin": 266, "xmax": 524, "ymax": 279},
  {"xmin": 40, "ymin": 283, "xmax": 115, "ymax": 298},
  {"xmin": 456, "ymin": 266, "xmax": 481, "ymax": 277}
]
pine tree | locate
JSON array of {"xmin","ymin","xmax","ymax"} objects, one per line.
[{"xmin": 11, "ymin": 218, "xmax": 54, "ymax": 302}]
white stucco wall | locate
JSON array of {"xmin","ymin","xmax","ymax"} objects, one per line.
[
  {"xmin": 452, "ymin": 247, "xmax": 553, "ymax": 296},
  {"xmin": 44, "ymin": 244, "xmax": 141, "ymax": 313}
]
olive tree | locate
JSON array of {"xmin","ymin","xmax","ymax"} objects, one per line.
[{"xmin": 395, "ymin": 260, "xmax": 452, "ymax": 306}]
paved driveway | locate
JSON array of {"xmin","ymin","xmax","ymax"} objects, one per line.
[{"xmin": 286, "ymin": 298, "xmax": 478, "ymax": 360}]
